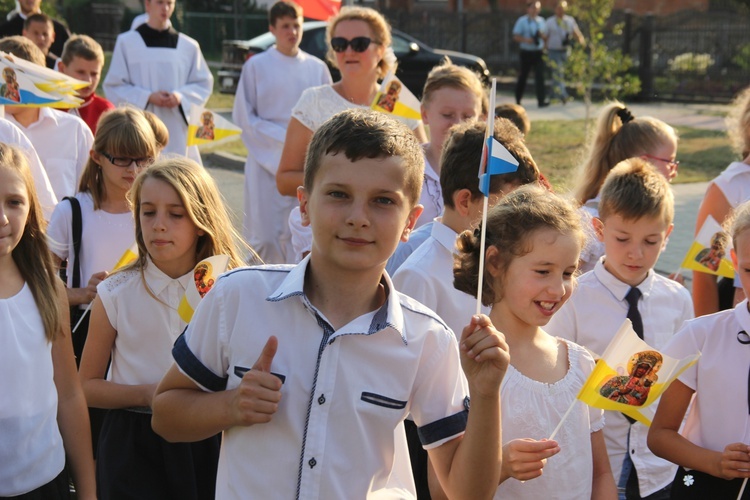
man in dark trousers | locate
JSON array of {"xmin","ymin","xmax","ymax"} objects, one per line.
[{"xmin": 512, "ymin": 1, "xmax": 548, "ymax": 108}]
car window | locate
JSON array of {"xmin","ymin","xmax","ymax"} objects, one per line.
[
  {"xmin": 392, "ymin": 34, "xmax": 414, "ymax": 57},
  {"xmin": 300, "ymin": 28, "xmax": 328, "ymax": 60}
]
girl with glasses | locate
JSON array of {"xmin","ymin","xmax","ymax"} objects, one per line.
[
  {"xmin": 46, "ymin": 106, "xmax": 159, "ymax": 460},
  {"xmin": 572, "ymin": 101, "xmax": 679, "ymax": 273}
]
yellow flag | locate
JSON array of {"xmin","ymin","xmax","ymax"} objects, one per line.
[
  {"xmin": 0, "ymin": 51, "xmax": 86, "ymax": 108},
  {"xmin": 177, "ymin": 255, "xmax": 230, "ymax": 323},
  {"xmin": 186, "ymin": 107, "xmax": 241, "ymax": 146},
  {"xmin": 371, "ymin": 72, "xmax": 422, "ymax": 121},
  {"xmin": 112, "ymin": 242, "xmax": 138, "ymax": 271},
  {"xmin": 680, "ymin": 215, "xmax": 734, "ymax": 278},
  {"xmin": 576, "ymin": 319, "xmax": 699, "ymax": 426}
]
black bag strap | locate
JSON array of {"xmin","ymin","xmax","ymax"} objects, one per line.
[{"xmin": 63, "ymin": 196, "xmax": 82, "ymax": 289}]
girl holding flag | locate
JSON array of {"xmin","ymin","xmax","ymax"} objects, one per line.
[
  {"xmin": 78, "ymin": 157, "xmax": 251, "ymax": 499},
  {"xmin": 452, "ymin": 186, "xmax": 617, "ymax": 499},
  {"xmin": 649, "ymin": 199, "xmax": 750, "ymax": 499}
]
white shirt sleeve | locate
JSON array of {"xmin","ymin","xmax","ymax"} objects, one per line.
[{"xmin": 103, "ymin": 34, "xmax": 152, "ymax": 109}]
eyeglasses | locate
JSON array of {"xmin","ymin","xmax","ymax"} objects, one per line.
[
  {"xmin": 100, "ymin": 152, "xmax": 154, "ymax": 168},
  {"xmin": 642, "ymin": 154, "xmax": 679, "ymax": 169},
  {"xmin": 330, "ymin": 37, "xmax": 380, "ymax": 53}
]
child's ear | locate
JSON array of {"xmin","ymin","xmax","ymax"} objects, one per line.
[
  {"xmin": 89, "ymin": 149, "xmax": 102, "ymax": 165},
  {"xmin": 453, "ymin": 188, "xmax": 473, "ymax": 217},
  {"xmin": 485, "ymin": 245, "xmax": 502, "ymax": 278},
  {"xmin": 592, "ymin": 217, "xmax": 605, "ymax": 242},
  {"xmin": 420, "ymin": 103, "xmax": 429, "ymax": 125},
  {"xmin": 297, "ymin": 186, "xmax": 311, "ymax": 227},
  {"xmin": 401, "ymin": 204, "xmax": 424, "ymax": 242}
]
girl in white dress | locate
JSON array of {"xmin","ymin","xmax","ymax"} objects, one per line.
[
  {"xmin": 78, "ymin": 157, "xmax": 252, "ymax": 499},
  {"xmin": 452, "ymin": 185, "xmax": 617, "ymax": 499},
  {"xmin": 0, "ymin": 144, "xmax": 95, "ymax": 498}
]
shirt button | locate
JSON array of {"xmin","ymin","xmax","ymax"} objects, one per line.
[
  {"xmin": 309, "ymin": 458, "xmax": 317, "ymax": 468},
  {"xmin": 318, "ymin": 394, "xmax": 325, "ymax": 405}
]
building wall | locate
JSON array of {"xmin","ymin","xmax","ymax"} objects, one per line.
[{"xmin": 400, "ymin": 0, "xmax": 710, "ymax": 14}]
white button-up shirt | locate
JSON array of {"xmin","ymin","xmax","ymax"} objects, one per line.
[
  {"xmin": 664, "ymin": 300, "xmax": 750, "ymax": 453},
  {"xmin": 546, "ymin": 258, "xmax": 693, "ymax": 496},
  {"xmin": 393, "ymin": 219, "xmax": 489, "ymax": 338},
  {"xmin": 174, "ymin": 257, "xmax": 470, "ymax": 499}
]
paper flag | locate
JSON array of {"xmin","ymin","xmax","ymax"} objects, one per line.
[
  {"xmin": 112, "ymin": 242, "xmax": 138, "ymax": 271},
  {"xmin": 0, "ymin": 51, "xmax": 86, "ymax": 108},
  {"xmin": 680, "ymin": 215, "xmax": 734, "ymax": 278},
  {"xmin": 371, "ymin": 72, "xmax": 422, "ymax": 121},
  {"xmin": 478, "ymin": 137, "xmax": 520, "ymax": 196},
  {"xmin": 187, "ymin": 107, "xmax": 241, "ymax": 146},
  {"xmin": 177, "ymin": 255, "xmax": 230, "ymax": 323},
  {"xmin": 296, "ymin": 0, "xmax": 341, "ymax": 20},
  {"xmin": 576, "ymin": 319, "xmax": 699, "ymax": 426}
]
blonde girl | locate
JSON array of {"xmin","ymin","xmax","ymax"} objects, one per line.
[
  {"xmin": 649, "ymin": 200, "xmax": 750, "ymax": 499},
  {"xmin": 452, "ymin": 186, "xmax": 617, "ymax": 499},
  {"xmin": 574, "ymin": 101, "xmax": 679, "ymax": 272},
  {"xmin": 48, "ymin": 107, "xmax": 157, "ymax": 361},
  {"xmin": 418, "ymin": 59, "xmax": 485, "ymax": 225},
  {"xmin": 693, "ymin": 86, "xmax": 750, "ymax": 316},
  {"xmin": 79, "ymin": 157, "xmax": 250, "ymax": 499},
  {"xmin": 0, "ymin": 144, "xmax": 95, "ymax": 498}
]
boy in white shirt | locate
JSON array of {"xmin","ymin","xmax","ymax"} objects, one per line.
[
  {"xmin": 233, "ymin": 0, "xmax": 331, "ymax": 264},
  {"xmin": 0, "ymin": 36, "xmax": 93, "ymax": 200},
  {"xmin": 546, "ymin": 158, "xmax": 693, "ymax": 500},
  {"xmin": 152, "ymin": 109, "xmax": 510, "ymax": 499},
  {"xmin": 393, "ymin": 118, "xmax": 541, "ymax": 337}
]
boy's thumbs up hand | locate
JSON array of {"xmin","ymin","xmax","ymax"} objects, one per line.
[
  {"xmin": 252, "ymin": 335, "xmax": 278, "ymax": 373},
  {"xmin": 230, "ymin": 336, "xmax": 282, "ymax": 427}
]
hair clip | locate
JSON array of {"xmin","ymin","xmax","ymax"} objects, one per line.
[{"xmin": 616, "ymin": 107, "xmax": 634, "ymax": 125}]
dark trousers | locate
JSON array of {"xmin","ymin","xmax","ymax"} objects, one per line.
[{"xmin": 515, "ymin": 49, "xmax": 546, "ymax": 106}]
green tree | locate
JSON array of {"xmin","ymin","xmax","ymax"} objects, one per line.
[{"xmin": 562, "ymin": 0, "xmax": 640, "ymax": 126}]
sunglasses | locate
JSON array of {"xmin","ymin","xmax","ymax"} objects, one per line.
[
  {"xmin": 642, "ymin": 153, "xmax": 679, "ymax": 169},
  {"xmin": 100, "ymin": 152, "xmax": 155, "ymax": 168},
  {"xmin": 330, "ymin": 36, "xmax": 380, "ymax": 53}
]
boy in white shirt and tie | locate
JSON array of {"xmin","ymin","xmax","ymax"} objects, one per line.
[{"xmin": 546, "ymin": 158, "xmax": 693, "ymax": 500}]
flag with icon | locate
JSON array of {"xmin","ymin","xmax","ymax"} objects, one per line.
[
  {"xmin": 680, "ymin": 215, "xmax": 734, "ymax": 278},
  {"xmin": 177, "ymin": 255, "xmax": 230, "ymax": 323},
  {"xmin": 0, "ymin": 51, "xmax": 87, "ymax": 108},
  {"xmin": 186, "ymin": 107, "xmax": 241, "ymax": 146},
  {"xmin": 371, "ymin": 71, "xmax": 422, "ymax": 121},
  {"xmin": 574, "ymin": 319, "xmax": 699, "ymax": 426}
]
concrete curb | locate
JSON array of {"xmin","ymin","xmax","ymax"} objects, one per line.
[{"xmin": 203, "ymin": 151, "xmax": 245, "ymax": 172}]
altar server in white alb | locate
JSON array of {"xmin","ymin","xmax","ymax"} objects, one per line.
[
  {"xmin": 232, "ymin": 0, "xmax": 331, "ymax": 263},
  {"xmin": 103, "ymin": 0, "xmax": 212, "ymax": 164}
]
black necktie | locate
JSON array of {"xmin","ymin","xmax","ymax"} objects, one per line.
[{"xmin": 626, "ymin": 287, "xmax": 644, "ymax": 339}]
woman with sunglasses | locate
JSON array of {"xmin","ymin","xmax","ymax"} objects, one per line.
[
  {"xmin": 693, "ymin": 86, "xmax": 750, "ymax": 317},
  {"xmin": 276, "ymin": 6, "xmax": 427, "ymax": 201},
  {"xmin": 571, "ymin": 101, "xmax": 680, "ymax": 273}
]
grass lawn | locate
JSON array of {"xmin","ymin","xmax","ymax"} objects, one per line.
[{"xmin": 525, "ymin": 120, "xmax": 735, "ymax": 191}]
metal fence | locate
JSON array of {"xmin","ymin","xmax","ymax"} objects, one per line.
[{"xmin": 178, "ymin": 6, "xmax": 750, "ymax": 102}]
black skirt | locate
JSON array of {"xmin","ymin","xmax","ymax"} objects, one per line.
[
  {"xmin": 96, "ymin": 409, "xmax": 220, "ymax": 500},
  {"xmin": 671, "ymin": 466, "xmax": 750, "ymax": 499}
]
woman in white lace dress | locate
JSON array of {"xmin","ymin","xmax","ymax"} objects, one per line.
[{"xmin": 276, "ymin": 6, "xmax": 427, "ymax": 261}]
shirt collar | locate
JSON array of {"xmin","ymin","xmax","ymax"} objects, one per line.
[
  {"xmin": 592, "ymin": 257, "xmax": 655, "ymax": 302},
  {"xmin": 266, "ymin": 256, "xmax": 408, "ymax": 344},
  {"xmin": 423, "ymin": 152, "xmax": 440, "ymax": 183},
  {"xmin": 735, "ymin": 300, "xmax": 750, "ymax": 334},
  {"xmin": 143, "ymin": 256, "xmax": 192, "ymax": 296},
  {"xmin": 430, "ymin": 219, "xmax": 459, "ymax": 253},
  {"xmin": 38, "ymin": 106, "xmax": 60, "ymax": 125}
]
